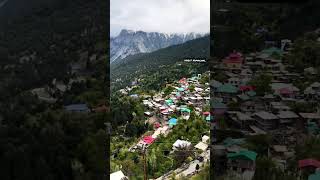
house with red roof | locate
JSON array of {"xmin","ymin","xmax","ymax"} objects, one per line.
[
  {"xmin": 239, "ymin": 85, "xmax": 255, "ymax": 92},
  {"xmin": 143, "ymin": 136, "xmax": 155, "ymax": 145},
  {"xmin": 298, "ymin": 159, "xmax": 320, "ymax": 177},
  {"xmin": 223, "ymin": 51, "xmax": 244, "ymax": 71},
  {"xmin": 298, "ymin": 159, "xmax": 320, "ymax": 169},
  {"xmin": 271, "ymin": 83, "xmax": 299, "ymax": 99},
  {"xmin": 154, "ymin": 122, "xmax": 161, "ymax": 129},
  {"xmin": 179, "ymin": 77, "xmax": 188, "ymax": 85}
]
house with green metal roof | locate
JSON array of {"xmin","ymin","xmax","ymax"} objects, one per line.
[
  {"xmin": 237, "ymin": 94, "xmax": 250, "ymax": 101},
  {"xmin": 177, "ymin": 87, "xmax": 185, "ymax": 92},
  {"xmin": 180, "ymin": 108, "xmax": 191, "ymax": 113},
  {"xmin": 308, "ymin": 169, "xmax": 320, "ymax": 180},
  {"xmin": 259, "ymin": 47, "xmax": 284, "ymax": 59},
  {"xmin": 227, "ymin": 150, "xmax": 257, "ymax": 171},
  {"xmin": 247, "ymin": 91, "xmax": 256, "ymax": 97},
  {"xmin": 223, "ymin": 138, "xmax": 246, "ymax": 147},
  {"xmin": 216, "ymin": 84, "xmax": 238, "ymax": 94},
  {"xmin": 210, "ymin": 80, "xmax": 223, "ymax": 90},
  {"xmin": 205, "ymin": 115, "xmax": 211, "ymax": 121},
  {"xmin": 227, "ymin": 150, "xmax": 257, "ymax": 161},
  {"xmin": 165, "ymin": 99, "xmax": 174, "ymax": 105},
  {"xmin": 180, "ymin": 107, "xmax": 191, "ymax": 120},
  {"xmin": 212, "ymin": 101, "xmax": 228, "ymax": 115},
  {"xmin": 306, "ymin": 121, "xmax": 320, "ymax": 135}
]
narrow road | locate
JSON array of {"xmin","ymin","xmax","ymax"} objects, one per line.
[{"xmin": 169, "ymin": 149, "xmax": 209, "ymax": 179}]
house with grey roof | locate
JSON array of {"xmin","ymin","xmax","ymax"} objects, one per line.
[
  {"xmin": 226, "ymin": 111, "xmax": 255, "ymax": 129},
  {"xmin": 271, "ymin": 83, "xmax": 300, "ymax": 98},
  {"xmin": 304, "ymin": 82, "xmax": 320, "ymax": 100},
  {"xmin": 269, "ymin": 102, "xmax": 291, "ymax": 113},
  {"xmin": 277, "ymin": 111, "xmax": 299, "ymax": 126},
  {"xmin": 254, "ymin": 111, "xmax": 279, "ymax": 130},
  {"xmin": 304, "ymin": 67, "xmax": 318, "ymax": 75}
]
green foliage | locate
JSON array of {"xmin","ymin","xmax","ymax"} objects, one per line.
[
  {"xmin": 213, "ymin": 71, "xmax": 228, "ymax": 83},
  {"xmin": 173, "ymin": 145, "xmax": 195, "ymax": 168},
  {"xmin": 245, "ymin": 135, "xmax": 272, "ymax": 156},
  {"xmin": 219, "ymin": 117, "xmax": 227, "ymax": 129},
  {"xmin": 0, "ymin": 1, "xmax": 108, "ymax": 178},
  {"xmin": 199, "ymin": 73, "xmax": 209, "ymax": 85},
  {"xmin": 227, "ymin": 101, "xmax": 240, "ymax": 111},
  {"xmin": 295, "ymin": 137, "xmax": 320, "ymax": 179},
  {"xmin": 295, "ymin": 137, "xmax": 320, "ymax": 161},
  {"xmin": 249, "ymin": 73, "xmax": 272, "ymax": 96},
  {"xmin": 189, "ymin": 85, "xmax": 195, "ymax": 92},
  {"xmin": 114, "ymin": 114, "xmax": 210, "ymax": 178},
  {"xmin": 253, "ymin": 156, "xmax": 296, "ymax": 180},
  {"xmin": 288, "ymin": 102, "xmax": 317, "ymax": 113},
  {"xmin": 164, "ymin": 85, "xmax": 175, "ymax": 96},
  {"xmin": 111, "ymin": 36, "xmax": 209, "ymax": 91},
  {"xmin": 288, "ymin": 34, "xmax": 320, "ymax": 72}
]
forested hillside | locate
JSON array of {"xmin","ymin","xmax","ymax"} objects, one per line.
[
  {"xmin": 213, "ymin": 0, "xmax": 320, "ymax": 57},
  {"xmin": 111, "ymin": 35, "xmax": 210, "ymax": 91},
  {"xmin": 0, "ymin": 0, "xmax": 108, "ymax": 180}
]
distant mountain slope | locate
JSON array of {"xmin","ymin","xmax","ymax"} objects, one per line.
[
  {"xmin": 111, "ymin": 35, "xmax": 209, "ymax": 86},
  {"xmin": 110, "ymin": 29, "xmax": 206, "ymax": 63}
]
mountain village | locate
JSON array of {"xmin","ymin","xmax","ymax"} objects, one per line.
[
  {"xmin": 111, "ymin": 71, "xmax": 211, "ymax": 179},
  {"xmin": 212, "ymin": 38, "xmax": 320, "ymax": 180}
]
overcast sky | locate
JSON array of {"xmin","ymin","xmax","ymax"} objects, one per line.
[{"xmin": 110, "ymin": 0, "xmax": 210, "ymax": 37}]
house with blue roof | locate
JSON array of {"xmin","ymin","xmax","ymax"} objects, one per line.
[{"xmin": 168, "ymin": 118, "xmax": 178, "ymax": 127}]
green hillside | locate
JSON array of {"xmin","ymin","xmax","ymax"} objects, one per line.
[{"xmin": 110, "ymin": 35, "xmax": 210, "ymax": 89}]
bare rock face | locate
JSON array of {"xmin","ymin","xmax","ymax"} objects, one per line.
[{"xmin": 110, "ymin": 29, "xmax": 205, "ymax": 63}]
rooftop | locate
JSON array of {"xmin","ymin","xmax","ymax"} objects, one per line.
[
  {"xmin": 110, "ymin": 170, "xmax": 127, "ymax": 180},
  {"xmin": 254, "ymin": 111, "xmax": 278, "ymax": 120},
  {"xmin": 64, "ymin": 104, "xmax": 89, "ymax": 112},
  {"xmin": 272, "ymin": 145, "xmax": 288, "ymax": 153},
  {"xmin": 277, "ymin": 111, "xmax": 299, "ymax": 119},
  {"xmin": 173, "ymin": 139, "xmax": 191, "ymax": 148},
  {"xmin": 299, "ymin": 159, "xmax": 320, "ymax": 169},
  {"xmin": 299, "ymin": 113, "xmax": 320, "ymax": 120},
  {"xmin": 216, "ymin": 83, "xmax": 238, "ymax": 93},
  {"xmin": 195, "ymin": 142, "xmax": 208, "ymax": 151},
  {"xmin": 227, "ymin": 150, "xmax": 257, "ymax": 161}
]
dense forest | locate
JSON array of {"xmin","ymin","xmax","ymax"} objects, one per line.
[
  {"xmin": 0, "ymin": 0, "xmax": 108, "ymax": 180},
  {"xmin": 213, "ymin": 0, "xmax": 320, "ymax": 58}
]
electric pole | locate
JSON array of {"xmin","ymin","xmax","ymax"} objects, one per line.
[{"xmin": 142, "ymin": 144, "xmax": 148, "ymax": 180}]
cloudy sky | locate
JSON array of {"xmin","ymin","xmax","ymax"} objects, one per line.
[{"xmin": 110, "ymin": 0, "xmax": 210, "ymax": 37}]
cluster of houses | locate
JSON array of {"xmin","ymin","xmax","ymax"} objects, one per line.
[
  {"xmin": 30, "ymin": 77, "xmax": 86, "ymax": 104},
  {"xmin": 113, "ymin": 72, "xmax": 211, "ymax": 179},
  {"xmin": 28, "ymin": 49, "xmax": 110, "ymax": 113},
  {"xmin": 212, "ymin": 41, "xmax": 320, "ymax": 179},
  {"xmin": 30, "ymin": 78, "xmax": 108, "ymax": 113},
  {"xmin": 125, "ymin": 73, "xmax": 211, "ymax": 150}
]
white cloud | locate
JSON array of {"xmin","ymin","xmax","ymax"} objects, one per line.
[{"xmin": 110, "ymin": 0, "xmax": 210, "ymax": 36}]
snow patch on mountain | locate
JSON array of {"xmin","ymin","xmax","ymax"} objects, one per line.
[{"xmin": 110, "ymin": 29, "xmax": 207, "ymax": 63}]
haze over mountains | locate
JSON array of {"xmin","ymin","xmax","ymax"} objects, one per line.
[{"xmin": 110, "ymin": 29, "xmax": 207, "ymax": 63}]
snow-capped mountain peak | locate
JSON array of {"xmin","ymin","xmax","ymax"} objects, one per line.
[{"xmin": 110, "ymin": 29, "xmax": 206, "ymax": 63}]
